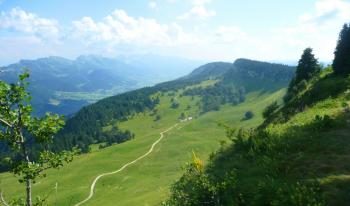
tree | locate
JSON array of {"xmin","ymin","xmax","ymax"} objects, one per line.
[
  {"xmin": 0, "ymin": 72, "xmax": 75, "ymax": 206},
  {"xmin": 179, "ymin": 112, "xmax": 186, "ymax": 120},
  {"xmin": 284, "ymin": 48, "xmax": 319, "ymax": 103},
  {"xmin": 295, "ymin": 48, "xmax": 320, "ymax": 84},
  {"xmin": 262, "ymin": 102, "xmax": 279, "ymax": 119},
  {"xmin": 333, "ymin": 23, "xmax": 350, "ymax": 75}
]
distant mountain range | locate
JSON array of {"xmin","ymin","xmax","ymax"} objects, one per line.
[{"xmin": 0, "ymin": 54, "xmax": 203, "ymax": 116}]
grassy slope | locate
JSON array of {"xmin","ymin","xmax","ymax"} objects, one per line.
[
  {"xmin": 0, "ymin": 80, "xmax": 285, "ymax": 206},
  {"xmin": 183, "ymin": 72, "xmax": 350, "ymax": 205}
]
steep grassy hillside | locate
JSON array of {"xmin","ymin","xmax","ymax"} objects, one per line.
[
  {"xmin": 0, "ymin": 83, "xmax": 285, "ymax": 205},
  {"xmin": 165, "ymin": 69, "xmax": 350, "ymax": 206}
]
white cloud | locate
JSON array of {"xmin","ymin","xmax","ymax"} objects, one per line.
[
  {"xmin": 177, "ymin": 5, "xmax": 215, "ymax": 20},
  {"xmin": 71, "ymin": 9, "xmax": 197, "ymax": 48},
  {"xmin": 149, "ymin": 1, "xmax": 157, "ymax": 10},
  {"xmin": 177, "ymin": 0, "xmax": 215, "ymax": 20},
  {"xmin": 0, "ymin": 8, "xmax": 60, "ymax": 42},
  {"xmin": 271, "ymin": 0, "xmax": 350, "ymax": 61},
  {"xmin": 301, "ymin": 0, "xmax": 350, "ymax": 24}
]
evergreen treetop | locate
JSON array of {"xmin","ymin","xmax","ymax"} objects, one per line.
[
  {"xmin": 295, "ymin": 48, "xmax": 319, "ymax": 84},
  {"xmin": 333, "ymin": 23, "xmax": 350, "ymax": 76}
]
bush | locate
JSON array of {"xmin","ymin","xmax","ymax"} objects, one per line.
[
  {"xmin": 154, "ymin": 114, "xmax": 161, "ymax": 121},
  {"xmin": 171, "ymin": 102, "xmax": 180, "ymax": 109},
  {"xmin": 244, "ymin": 111, "xmax": 254, "ymax": 120},
  {"xmin": 311, "ymin": 115, "xmax": 338, "ymax": 131}
]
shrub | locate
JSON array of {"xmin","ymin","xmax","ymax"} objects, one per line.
[
  {"xmin": 244, "ymin": 111, "xmax": 254, "ymax": 120},
  {"xmin": 311, "ymin": 115, "xmax": 338, "ymax": 131},
  {"xmin": 155, "ymin": 114, "xmax": 161, "ymax": 121},
  {"xmin": 171, "ymin": 102, "xmax": 180, "ymax": 109}
]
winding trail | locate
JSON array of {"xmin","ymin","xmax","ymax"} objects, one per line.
[
  {"xmin": 74, "ymin": 124, "xmax": 178, "ymax": 206},
  {"xmin": 0, "ymin": 190, "xmax": 10, "ymax": 206}
]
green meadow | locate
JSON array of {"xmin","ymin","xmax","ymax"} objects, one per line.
[{"xmin": 0, "ymin": 81, "xmax": 285, "ymax": 206}]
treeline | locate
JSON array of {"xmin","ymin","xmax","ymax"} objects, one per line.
[
  {"xmin": 224, "ymin": 58, "xmax": 295, "ymax": 92},
  {"xmin": 183, "ymin": 83, "xmax": 245, "ymax": 113}
]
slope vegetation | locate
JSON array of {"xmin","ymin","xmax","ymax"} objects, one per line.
[{"xmin": 166, "ymin": 68, "xmax": 350, "ymax": 206}]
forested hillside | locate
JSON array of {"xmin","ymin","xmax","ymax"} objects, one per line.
[{"xmin": 52, "ymin": 59, "xmax": 294, "ymax": 153}]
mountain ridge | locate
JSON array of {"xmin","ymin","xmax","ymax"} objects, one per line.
[{"xmin": 0, "ymin": 54, "xmax": 202, "ymax": 116}]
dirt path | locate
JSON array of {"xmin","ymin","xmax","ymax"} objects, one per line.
[
  {"xmin": 0, "ymin": 190, "xmax": 10, "ymax": 206},
  {"xmin": 74, "ymin": 124, "xmax": 178, "ymax": 206}
]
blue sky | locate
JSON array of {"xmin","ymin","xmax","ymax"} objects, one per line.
[{"xmin": 0, "ymin": 0, "xmax": 349, "ymax": 65}]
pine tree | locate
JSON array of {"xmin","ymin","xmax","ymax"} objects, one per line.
[
  {"xmin": 295, "ymin": 48, "xmax": 319, "ymax": 84},
  {"xmin": 284, "ymin": 48, "xmax": 319, "ymax": 103},
  {"xmin": 333, "ymin": 23, "xmax": 350, "ymax": 75}
]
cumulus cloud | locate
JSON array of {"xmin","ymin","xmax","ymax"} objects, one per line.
[
  {"xmin": 0, "ymin": 8, "xmax": 60, "ymax": 42},
  {"xmin": 71, "ymin": 10, "xmax": 197, "ymax": 48},
  {"xmin": 177, "ymin": 0, "xmax": 215, "ymax": 20}
]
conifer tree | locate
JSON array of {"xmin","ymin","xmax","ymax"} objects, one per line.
[
  {"xmin": 284, "ymin": 48, "xmax": 319, "ymax": 103},
  {"xmin": 333, "ymin": 23, "xmax": 350, "ymax": 75},
  {"xmin": 295, "ymin": 48, "xmax": 319, "ymax": 84}
]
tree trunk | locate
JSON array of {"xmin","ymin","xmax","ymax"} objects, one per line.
[{"xmin": 26, "ymin": 179, "xmax": 32, "ymax": 206}]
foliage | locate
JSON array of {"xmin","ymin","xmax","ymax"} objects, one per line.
[
  {"xmin": 224, "ymin": 58, "xmax": 295, "ymax": 92},
  {"xmin": 285, "ymin": 48, "xmax": 320, "ymax": 103},
  {"xmin": 171, "ymin": 101, "xmax": 180, "ymax": 109},
  {"xmin": 164, "ymin": 152, "xmax": 239, "ymax": 206},
  {"xmin": 262, "ymin": 102, "xmax": 279, "ymax": 119},
  {"xmin": 295, "ymin": 48, "xmax": 320, "ymax": 83},
  {"xmin": 101, "ymin": 126, "xmax": 134, "ymax": 147},
  {"xmin": 0, "ymin": 72, "xmax": 74, "ymax": 206},
  {"xmin": 244, "ymin": 111, "xmax": 254, "ymax": 120},
  {"xmin": 333, "ymin": 23, "xmax": 350, "ymax": 76},
  {"xmin": 183, "ymin": 83, "xmax": 245, "ymax": 113},
  {"xmin": 154, "ymin": 114, "xmax": 161, "ymax": 121},
  {"xmin": 54, "ymin": 87, "xmax": 160, "ymax": 153}
]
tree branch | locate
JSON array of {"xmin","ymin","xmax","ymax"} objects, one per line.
[
  {"xmin": 0, "ymin": 118, "xmax": 12, "ymax": 128},
  {"xmin": 0, "ymin": 190, "xmax": 10, "ymax": 206}
]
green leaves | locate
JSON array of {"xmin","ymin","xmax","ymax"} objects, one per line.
[
  {"xmin": 28, "ymin": 113, "xmax": 65, "ymax": 143},
  {"xmin": 0, "ymin": 72, "xmax": 74, "ymax": 205}
]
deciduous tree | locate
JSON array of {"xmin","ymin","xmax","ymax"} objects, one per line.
[{"xmin": 0, "ymin": 72, "xmax": 74, "ymax": 206}]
